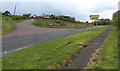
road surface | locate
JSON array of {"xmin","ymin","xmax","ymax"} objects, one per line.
[
  {"xmin": 3, "ymin": 19, "xmax": 68, "ymax": 38},
  {"xmin": 2, "ymin": 19, "xmax": 103, "ymax": 56}
]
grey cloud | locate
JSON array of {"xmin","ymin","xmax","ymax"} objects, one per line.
[
  {"xmin": 2, "ymin": 1, "xmax": 116, "ymax": 22},
  {"xmin": 91, "ymin": 1, "xmax": 115, "ymax": 13}
]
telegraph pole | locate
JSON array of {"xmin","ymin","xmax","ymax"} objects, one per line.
[{"xmin": 14, "ymin": 3, "xmax": 17, "ymax": 15}]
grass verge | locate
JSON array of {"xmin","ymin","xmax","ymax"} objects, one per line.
[
  {"xmin": 85, "ymin": 26, "xmax": 118, "ymax": 69},
  {"xmin": 2, "ymin": 25, "xmax": 110, "ymax": 69},
  {"xmin": 32, "ymin": 18, "xmax": 93, "ymax": 28}
]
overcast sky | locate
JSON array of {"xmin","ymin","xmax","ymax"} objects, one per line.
[{"xmin": 1, "ymin": 0, "xmax": 119, "ymax": 22}]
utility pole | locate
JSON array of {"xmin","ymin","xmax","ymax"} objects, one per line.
[
  {"xmin": 14, "ymin": 3, "xmax": 17, "ymax": 15},
  {"xmin": 96, "ymin": 21, "xmax": 97, "ymax": 26}
]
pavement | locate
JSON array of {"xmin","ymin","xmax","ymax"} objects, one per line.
[
  {"xmin": 2, "ymin": 19, "xmax": 103, "ymax": 56},
  {"xmin": 62, "ymin": 26, "xmax": 113, "ymax": 69}
]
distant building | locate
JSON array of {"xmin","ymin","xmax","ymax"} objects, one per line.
[
  {"xmin": 32, "ymin": 15, "xmax": 38, "ymax": 19},
  {"xmin": 43, "ymin": 16, "xmax": 51, "ymax": 19}
]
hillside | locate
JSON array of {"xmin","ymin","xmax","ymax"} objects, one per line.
[{"xmin": 33, "ymin": 18, "xmax": 93, "ymax": 28}]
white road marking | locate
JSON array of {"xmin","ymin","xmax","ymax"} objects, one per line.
[
  {"xmin": 16, "ymin": 48, "xmax": 24, "ymax": 50},
  {"xmin": 16, "ymin": 44, "xmax": 33, "ymax": 51},
  {"xmin": 4, "ymin": 52, "xmax": 7, "ymax": 53}
]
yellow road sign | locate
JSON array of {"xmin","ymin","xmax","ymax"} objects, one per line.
[
  {"xmin": 90, "ymin": 17, "xmax": 98, "ymax": 20},
  {"xmin": 90, "ymin": 15, "xmax": 99, "ymax": 20}
]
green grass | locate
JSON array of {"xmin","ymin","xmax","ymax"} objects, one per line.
[
  {"xmin": 96, "ymin": 27, "xmax": 118, "ymax": 69},
  {"xmin": 2, "ymin": 15, "xmax": 31, "ymax": 34},
  {"xmin": 32, "ymin": 18, "xmax": 93, "ymax": 28},
  {"xmin": 2, "ymin": 25, "xmax": 110, "ymax": 69},
  {"xmin": 92, "ymin": 59, "xmax": 98, "ymax": 62}
]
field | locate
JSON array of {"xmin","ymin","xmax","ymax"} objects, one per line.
[
  {"xmin": 33, "ymin": 18, "xmax": 93, "ymax": 28},
  {"xmin": 2, "ymin": 25, "xmax": 110, "ymax": 69}
]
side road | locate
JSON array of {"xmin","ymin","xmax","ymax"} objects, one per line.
[
  {"xmin": 62, "ymin": 26, "xmax": 113, "ymax": 69},
  {"xmin": 3, "ymin": 19, "xmax": 68, "ymax": 38}
]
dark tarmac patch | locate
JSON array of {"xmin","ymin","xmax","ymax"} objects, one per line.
[{"xmin": 64, "ymin": 41, "xmax": 72, "ymax": 46}]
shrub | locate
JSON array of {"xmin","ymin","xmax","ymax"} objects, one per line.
[
  {"xmin": 92, "ymin": 59, "xmax": 98, "ymax": 61},
  {"xmin": 23, "ymin": 13, "xmax": 31, "ymax": 17},
  {"xmin": 98, "ymin": 19, "xmax": 111, "ymax": 25},
  {"xmin": 59, "ymin": 23, "xmax": 66, "ymax": 26},
  {"xmin": 112, "ymin": 11, "xmax": 120, "ymax": 26},
  {"xmin": 11, "ymin": 15, "xmax": 31, "ymax": 20},
  {"xmin": 56, "ymin": 20, "xmax": 63, "ymax": 23}
]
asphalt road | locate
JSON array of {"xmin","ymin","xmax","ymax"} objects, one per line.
[
  {"xmin": 3, "ymin": 19, "xmax": 68, "ymax": 38},
  {"xmin": 2, "ymin": 26, "xmax": 103, "ymax": 56}
]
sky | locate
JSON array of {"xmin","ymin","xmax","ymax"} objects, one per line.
[
  {"xmin": 118, "ymin": 1, "xmax": 120, "ymax": 10},
  {"xmin": 1, "ymin": 0, "xmax": 119, "ymax": 22}
]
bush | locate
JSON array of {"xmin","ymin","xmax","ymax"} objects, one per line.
[
  {"xmin": 86, "ymin": 21, "xmax": 88, "ymax": 23},
  {"xmin": 76, "ymin": 21, "xmax": 81, "ymax": 23},
  {"xmin": 59, "ymin": 15, "xmax": 75, "ymax": 23},
  {"xmin": 92, "ymin": 21, "xmax": 98, "ymax": 25},
  {"xmin": 112, "ymin": 11, "xmax": 120, "ymax": 26},
  {"xmin": 23, "ymin": 13, "xmax": 31, "ymax": 17},
  {"xmin": 33, "ymin": 21, "xmax": 42, "ymax": 26},
  {"xmin": 56, "ymin": 20, "xmax": 63, "ymax": 23},
  {"xmin": 98, "ymin": 19, "xmax": 111, "ymax": 25},
  {"xmin": 11, "ymin": 15, "xmax": 31, "ymax": 20},
  {"xmin": 59, "ymin": 23, "xmax": 66, "ymax": 26},
  {"xmin": 81, "ymin": 22, "xmax": 83, "ymax": 24}
]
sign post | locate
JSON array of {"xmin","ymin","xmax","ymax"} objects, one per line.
[{"xmin": 90, "ymin": 15, "xmax": 99, "ymax": 26}]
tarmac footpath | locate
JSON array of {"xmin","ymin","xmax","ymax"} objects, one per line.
[{"xmin": 62, "ymin": 26, "xmax": 113, "ymax": 69}]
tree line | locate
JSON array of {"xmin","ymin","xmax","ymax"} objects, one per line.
[
  {"xmin": 93, "ymin": 19, "xmax": 111, "ymax": 25},
  {"xmin": 2, "ymin": 10, "xmax": 113, "ymax": 25},
  {"xmin": 112, "ymin": 11, "xmax": 120, "ymax": 26}
]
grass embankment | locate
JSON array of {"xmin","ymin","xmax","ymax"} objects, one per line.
[
  {"xmin": 113, "ymin": 11, "xmax": 120, "ymax": 70},
  {"xmin": 2, "ymin": 25, "xmax": 110, "ymax": 69},
  {"xmin": 33, "ymin": 18, "xmax": 93, "ymax": 28},
  {"xmin": 2, "ymin": 15, "xmax": 31, "ymax": 34},
  {"xmin": 98, "ymin": 27, "xmax": 118, "ymax": 69},
  {"xmin": 86, "ymin": 27, "xmax": 118, "ymax": 69}
]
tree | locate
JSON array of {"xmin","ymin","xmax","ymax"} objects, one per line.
[
  {"xmin": 98, "ymin": 19, "xmax": 111, "ymax": 25},
  {"xmin": 51, "ymin": 14, "xmax": 54, "ymax": 17},
  {"xmin": 112, "ymin": 11, "xmax": 120, "ymax": 26},
  {"xmin": 86, "ymin": 21, "xmax": 89, "ymax": 23},
  {"xmin": 28, "ymin": 13, "xmax": 31, "ymax": 17},
  {"xmin": 23, "ymin": 13, "xmax": 31, "ymax": 17},
  {"xmin": 2, "ymin": 11, "xmax": 11, "ymax": 16}
]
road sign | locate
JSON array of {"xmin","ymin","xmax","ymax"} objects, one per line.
[
  {"xmin": 90, "ymin": 15, "xmax": 99, "ymax": 20},
  {"xmin": 90, "ymin": 15, "xmax": 99, "ymax": 26}
]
